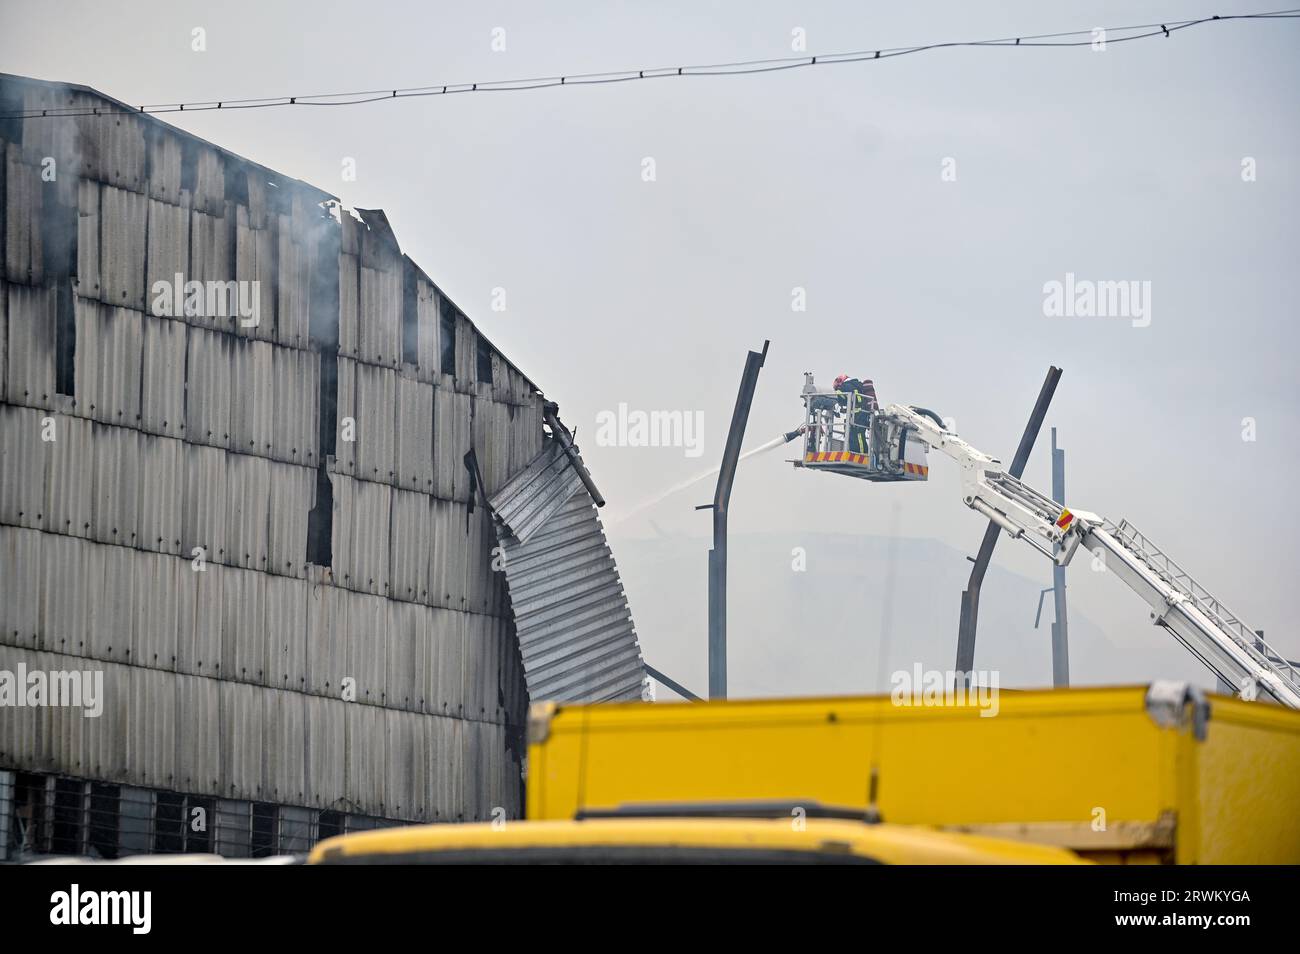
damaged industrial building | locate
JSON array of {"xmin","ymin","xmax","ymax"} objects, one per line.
[{"xmin": 0, "ymin": 73, "xmax": 646, "ymax": 860}]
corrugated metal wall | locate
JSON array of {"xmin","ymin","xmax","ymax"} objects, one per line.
[{"xmin": 0, "ymin": 75, "xmax": 540, "ymax": 840}]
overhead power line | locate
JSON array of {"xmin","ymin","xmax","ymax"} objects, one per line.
[{"xmin": 5, "ymin": 9, "xmax": 1299, "ymax": 120}]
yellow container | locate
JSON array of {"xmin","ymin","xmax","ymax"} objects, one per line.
[{"xmin": 525, "ymin": 684, "xmax": 1300, "ymax": 864}]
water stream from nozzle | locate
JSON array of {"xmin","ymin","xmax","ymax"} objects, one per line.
[{"xmin": 606, "ymin": 431, "xmax": 796, "ymax": 526}]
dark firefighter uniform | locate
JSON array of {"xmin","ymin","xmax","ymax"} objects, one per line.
[{"xmin": 835, "ymin": 377, "xmax": 878, "ymax": 455}]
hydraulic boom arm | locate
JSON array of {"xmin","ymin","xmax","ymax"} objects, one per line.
[{"xmin": 880, "ymin": 404, "xmax": 1300, "ymax": 708}]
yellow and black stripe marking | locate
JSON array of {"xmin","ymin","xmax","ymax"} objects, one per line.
[{"xmin": 805, "ymin": 451, "xmax": 871, "ymax": 465}]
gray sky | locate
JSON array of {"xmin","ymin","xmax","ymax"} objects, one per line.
[{"xmin": 6, "ymin": 0, "xmax": 1298, "ymax": 693}]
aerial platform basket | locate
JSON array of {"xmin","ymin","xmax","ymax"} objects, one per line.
[{"xmin": 790, "ymin": 374, "xmax": 929, "ymax": 482}]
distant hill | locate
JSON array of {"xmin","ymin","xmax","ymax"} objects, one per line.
[{"xmin": 612, "ymin": 531, "xmax": 1211, "ymax": 699}]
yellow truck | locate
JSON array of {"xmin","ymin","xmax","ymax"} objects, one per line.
[
  {"xmin": 525, "ymin": 682, "xmax": 1300, "ymax": 864},
  {"xmin": 307, "ymin": 815, "xmax": 1085, "ymax": 864}
]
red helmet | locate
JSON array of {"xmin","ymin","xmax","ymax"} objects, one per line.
[{"xmin": 833, "ymin": 374, "xmax": 849, "ymax": 388}]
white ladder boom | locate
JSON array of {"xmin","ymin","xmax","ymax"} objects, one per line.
[{"xmin": 879, "ymin": 403, "xmax": 1300, "ymax": 708}]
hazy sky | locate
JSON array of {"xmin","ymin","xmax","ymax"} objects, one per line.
[{"xmin": 5, "ymin": 0, "xmax": 1297, "ymax": 693}]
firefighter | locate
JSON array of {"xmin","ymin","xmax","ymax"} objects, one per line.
[{"xmin": 834, "ymin": 374, "xmax": 877, "ymax": 455}]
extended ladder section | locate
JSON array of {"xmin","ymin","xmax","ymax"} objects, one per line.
[{"xmin": 878, "ymin": 404, "xmax": 1300, "ymax": 708}]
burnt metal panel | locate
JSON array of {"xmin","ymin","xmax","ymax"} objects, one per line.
[
  {"xmin": 489, "ymin": 439, "xmax": 645, "ymax": 703},
  {"xmin": 127, "ymin": 664, "xmax": 176, "ymax": 787},
  {"xmin": 84, "ymin": 533, "xmax": 135, "ymax": 665},
  {"xmin": 264, "ymin": 573, "xmax": 308, "ymax": 691},
  {"xmin": 394, "ymin": 373, "xmax": 434, "ymax": 492},
  {"xmin": 414, "ymin": 275, "xmax": 440, "ymax": 383},
  {"xmin": 73, "ymin": 108, "xmax": 148, "ymax": 193},
  {"xmin": 0, "ymin": 280, "xmax": 7, "ymax": 400},
  {"xmin": 426, "ymin": 606, "xmax": 465, "ymax": 718},
  {"xmin": 88, "ymin": 421, "xmax": 140, "ymax": 548},
  {"xmin": 433, "ymin": 386, "xmax": 471, "ymax": 502},
  {"xmin": 305, "ymin": 570, "xmax": 349, "ymax": 698},
  {"xmin": 427, "ymin": 497, "xmax": 469, "ymax": 611},
  {"xmin": 388, "ymin": 487, "xmax": 432, "ymax": 604},
  {"xmin": 188, "ymin": 206, "xmax": 232, "ymax": 328},
  {"xmin": 139, "ymin": 312, "xmax": 186, "ymax": 437},
  {"xmin": 269, "ymin": 344, "xmax": 320, "ymax": 466},
  {"xmin": 147, "ymin": 126, "xmax": 183, "ymax": 204},
  {"xmin": 76, "ymin": 179, "xmax": 102, "ymax": 300},
  {"xmin": 330, "ymin": 473, "xmax": 390, "ymax": 595},
  {"xmin": 221, "ymin": 563, "xmax": 267, "ymax": 685},
  {"xmin": 176, "ymin": 556, "xmax": 223, "ymax": 678},
  {"xmin": 43, "ymin": 412, "xmax": 94, "ymax": 541},
  {"xmin": 0, "ymin": 403, "xmax": 47, "ymax": 530},
  {"xmin": 462, "ymin": 611, "xmax": 501, "ymax": 723},
  {"xmin": 266, "ymin": 459, "xmax": 312, "ymax": 577},
  {"xmin": 74, "ymin": 296, "xmax": 142, "ymax": 424},
  {"xmin": 276, "ymin": 212, "xmax": 310, "ymax": 347},
  {"xmin": 144, "ymin": 196, "xmax": 190, "ymax": 310},
  {"xmin": 229, "ymin": 337, "xmax": 274, "ymax": 456},
  {"xmin": 358, "ymin": 263, "xmax": 401, "ymax": 368},
  {"xmin": 99, "ymin": 184, "xmax": 148, "ymax": 310},
  {"xmin": 0, "ymin": 525, "xmax": 42, "ymax": 648},
  {"xmin": 181, "ymin": 441, "xmax": 228, "ymax": 563},
  {"xmin": 263, "ymin": 689, "xmax": 307, "ymax": 806},
  {"xmin": 428, "ymin": 714, "xmax": 464, "ymax": 822},
  {"xmin": 6, "ymin": 283, "xmax": 57, "ymax": 406},
  {"xmin": 305, "ymin": 693, "xmax": 345, "ymax": 809},
  {"xmin": 346, "ymin": 591, "xmax": 388, "ymax": 705},
  {"xmin": 338, "ymin": 251, "xmax": 359, "ymax": 357},
  {"xmin": 223, "ymin": 450, "xmax": 270, "ymax": 570},
  {"xmin": 38, "ymin": 531, "xmax": 91, "ymax": 656},
  {"xmin": 5, "ymin": 144, "xmax": 43, "ymax": 285},
  {"xmin": 175, "ymin": 672, "xmax": 221, "ymax": 794},
  {"xmin": 353, "ymin": 360, "xmax": 396, "ymax": 484},
  {"xmin": 131, "ymin": 549, "xmax": 180, "ymax": 672},
  {"xmin": 453, "ymin": 313, "xmax": 475, "ymax": 392},
  {"xmin": 183, "ymin": 326, "xmax": 233, "ymax": 449},
  {"xmin": 219, "ymin": 680, "xmax": 265, "ymax": 800},
  {"xmin": 385, "ymin": 600, "xmax": 427, "ymax": 712},
  {"xmin": 233, "ymin": 204, "xmax": 275, "ymax": 340},
  {"xmin": 382, "ymin": 708, "xmax": 424, "ymax": 821},
  {"xmin": 136, "ymin": 432, "xmax": 184, "ymax": 556},
  {"xmin": 344, "ymin": 701, "xmax": 384, "ymax": 815},
  {"xmin": 491, "ymin": 438, "xmax": 582, "ymax": 545}
]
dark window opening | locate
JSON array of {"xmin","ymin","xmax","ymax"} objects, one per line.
[
  {"xmin": 40, "ymin": 188, "xmax": 77, "ymax": 396},
  {"xmin": 401, "ymin": 258, "xmax": 418, "ymax": 365},
  {"xmin": 86, "ymin": 783, "xmax": 120, "ymax": 860},
  {"xmin": 476, "ymin": 336, "xmax": 494, "ymax": 385},
  {"xmin": 153, "ymin": 790, "xmax": 186, "ymax": 853},
  {"xmin": 50, "ymin": 777, "xmax": 83, "ymax": 856},
  {"xmin": 308, "ymin": 219, "xmax": 341, "ymax": 349},
  {"xmin": 317, "ymin": 810, "xmax": 344, "ymax": 843},
  {"xmin": 317, "ymin": 348, "xmax": 338, "ymax": 459},
  {"xmin": 54, "ymin": 285, "xmax": 75, "ymax": 396},
  {"xmin": 10, "ymin": 772, "xmax": 47, "ymax": 857},
  {"xmin": 439, "ymin": 297, "xmax": 457, "ymax": 376},
  {"xmin": 307, "ymin": 466, "xmax": 334, "ymax": 566},
  {"xmin": 250, "ymin": 802, "xmax": 277, "ymax": 858}
]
